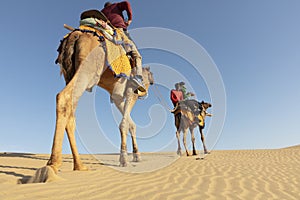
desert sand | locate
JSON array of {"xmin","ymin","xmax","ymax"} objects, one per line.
[{"xmin": 1, "ymin": 146, "xmax": 300, "ymax": 200}]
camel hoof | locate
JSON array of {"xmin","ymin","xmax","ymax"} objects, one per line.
[
  {"xmin": 204, "ymin": 151, "xmax": 210, "ymax": 154},
  {"xmin": 119, "ymin": 151, "xmax": 128, "ymax": 167},
  {"xmin": 74, "ymin": 165, "xmax": 88, "ymax": 171},
  {"xmin": 177, "ymin": 150, "xmax": 182, "ymax": 156},
  {"xmin": 20, "ymin": 166, "xmax": 62, "ymax": 184},
  {"xmin": 132, "ymin": 153, "xmax": 141, "ymax": 162},
  {"xmin": 46, "ymin": 164, "xmax": 59, "ymax": 174},
  {"xmin": 119, "ymin": 162, "xmax": 128, "ymax": 167},
  {"xmin": 193, "ymin": 152, "xmax": 198, "ymax": 156},
  {"xmin": 47, "ymin": 159, "xmax": 61, "ymax": 170}
]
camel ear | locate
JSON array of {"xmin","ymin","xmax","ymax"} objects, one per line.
[
  {"xmin": 145, "ymin": 66, "xmax": 150, "ymax": 71},
  {"xmin": 201, "ymin": 100, "xmax": 204, "ymax": 104}
]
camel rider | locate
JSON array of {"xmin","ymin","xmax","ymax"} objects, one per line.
[
  {"xmin": 101, "ymin": 1, "xmax": 145, "ymax": 92},
  {"xmin": 177, "ymin": 82, "xmax": 202, "ymax": 114},
  {"xmin": 170, "ymin": 83, "xmax": 184, "ymax": 107}
]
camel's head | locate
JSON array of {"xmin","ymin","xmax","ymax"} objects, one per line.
[
  {"xmin": 135, "ymin": 66, "xmax": 154, "ymax": 98},
  {"xmin": 200, "ymin": 101, "xmax": 212, "ymax": 111},
  {"xmin": 142, "ymin": 66, "xmax": 154, "ymax": 85}
]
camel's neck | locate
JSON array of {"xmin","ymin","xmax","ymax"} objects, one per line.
[{"xmin": 201, "ymin": 109, "xmax": 207, "ymax": 120}]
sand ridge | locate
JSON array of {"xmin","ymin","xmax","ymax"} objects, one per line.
[{"xmin": 1, "ymin": 148, "xmax": 300, "ymax": 200}]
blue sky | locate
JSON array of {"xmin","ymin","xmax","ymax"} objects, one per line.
[{"xmin": 0, "ymin": 0, "xmax": 300, "ymax": 154}]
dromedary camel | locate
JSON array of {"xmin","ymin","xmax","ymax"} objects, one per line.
[
  {"xmin": 173, "ymin": 100, "xmax": 212, "ymax": 156},
  {"xmin": 46, "ymin": 28, "xmax": 154, "ymax": 172}
]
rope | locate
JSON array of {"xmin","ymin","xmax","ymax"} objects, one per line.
[{"xmin": 151, "ymin": 84, "xmax": 175, "ymax": 112}]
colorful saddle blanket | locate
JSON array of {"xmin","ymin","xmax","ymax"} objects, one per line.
[
  {"xmin": 77, "ymin": 9, "xmax": 132, "ymax": 77},
  {"xmin": 74, "ymin": 24, "xmax": 132, "ymax": 77}
]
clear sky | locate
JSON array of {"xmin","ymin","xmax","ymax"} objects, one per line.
[{"xmin": 0, "ymin": 0, "xmax": 300, "ymax": 154}]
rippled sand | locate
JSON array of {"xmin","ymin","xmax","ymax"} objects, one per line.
[{"xmin": 1, "ymin": 146, "xmax": 300, "ymax": 199}]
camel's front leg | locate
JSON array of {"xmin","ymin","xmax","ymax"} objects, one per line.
[
  {"xmin": 199, "ymin": 127, "xmax": 208, "ymax": 154},
  {"xmin": 176, "ymin": 130, "xmax": 182, "ymax": 156},
  {"xmin": 127, "ymin": 95, "xmax": 141, "ymax": 162},
  {"xmin": 129, "ymin": 117, "xmax": 141, "ymax": 162},
  {"xmin": 115, "ymin": 107, "xmax": 140, "ymax": 162},
  {"xmin": 119, "ymin": 117, "xmax": 128, "ymax": 167},
  {"xmin": 183, "ymin": 128, "xmax": 190, "ymax": 156},
  {"xmin": 190, "ymin": 127, "xmax": 197, "ymax": 155},
  {"xmin": 112, "ymin": 83, "xmax": 140, "ymax": 164},
  {"xmin": 111, "ymin": 95, "xmax": 128, "ymax": 166},
  {"xmin": 119, "ymin": 89, "xmax": 140, "ymax": 166}
]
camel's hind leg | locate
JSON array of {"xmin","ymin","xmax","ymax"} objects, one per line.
[
  {"xmin": 48, "ymin": 36, "xmax": 105, "ymax": 171},
  {"xmin": 47, "ymin": 73, "xmax": 97, "ymax": 171},
  {"xmin": 47, "ymin": 73, "xmax": 89, "ymax": 171},
  {"xmin": 47, "ymin": 78, "xmax": 78, "ymax": 171},
  {"xmin": 66, "ymin": 115, "xmax": 87, "ymax": 171}
]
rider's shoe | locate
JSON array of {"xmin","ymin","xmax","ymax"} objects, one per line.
[{"xmin": 131, "ymin": 75, "xmax": 146, "ymax": 92}]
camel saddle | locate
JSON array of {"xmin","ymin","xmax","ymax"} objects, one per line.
[
  {"xmin": 80, "ymin": 9, "xmax": 108, "ymax": 22},
  {"xmin": 80, "ymin": 9, "xmax": 116, "ymax": 29},
  {"xmin": 172, "ymin": 100, "xmax": 203, "ymax": 126}
]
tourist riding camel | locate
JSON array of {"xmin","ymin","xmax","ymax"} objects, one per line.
[
  {"xmin": 44, "ymin": 7, "xmax": 155, "ymax": 173},
  {"xmin": 172, "ymin": 98, "xmax": 212, "ymax": 156},
  {"xmin": 101, "ymin": 1, "xmax": 145, "ymax": 92},
  {"xmin": 170, "ymin": 82, "xmax": 197, "ymax": 112},
  {"xmin": 170, "ymin": 83, "xmax": 184, "ymax": 107},
  {"xmin": 170, "ymin": 82, "xmax": 211, "ymax": 155}
]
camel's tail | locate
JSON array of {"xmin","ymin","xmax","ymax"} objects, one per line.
[{"xmin": 56, "ymin": 30, "xmax": 82, "ymax": 84}]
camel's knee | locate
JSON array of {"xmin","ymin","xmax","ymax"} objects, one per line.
[
  {"xmin": 111, "ymin": 93, "xmax": 125, "ymax": 104},
  {"xmin": 66, "ymin": 116, "xmax": 76, "ymax": 130},
  {"xmin": 183, "ymin": 135, "xmax": 187, "ymax": 143},
  {"xmin": 119, "ymin": 120, "xmax": 129, "ymax": 132},
  {"xmin": 129, "ymin": 121, "xmax": 136, "ymax": 134},
  {"xmin": 56, "ymin": 90, "xmax": 75, "ymax": 116},
  {"xmin": 56, "ymin": 92, "xmax": 68, "ymax": 109},
  {"xmin": 191, "ymin": 136, "xmax": 196, "ymax": 143},
  {"xmin": 56, "ymin": 93, "xmax": 68, "ymax": 116},
  {"xmin": 176, "ymin": 131, "xmax": 180, "ymax": 139},
  {"xmin": 201, "ymin": 136, "xmax": 205, "ymax": 142}
]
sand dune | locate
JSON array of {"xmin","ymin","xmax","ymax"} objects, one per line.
[
  {"xmin": 283, "ymin": 144, "xmax": 300, "ymax": 149},
  {"xmin": 1, "ymin": 147, "xmax": 300, "ymax": 200}
]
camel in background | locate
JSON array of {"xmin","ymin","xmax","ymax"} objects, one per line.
[
  {"xmin": 47, "ymin": 28, "xmax": 154, "ymax": 173},
  {"xmin": 173, "ymin": 100, "xmax": 212, "ymax": 156}
]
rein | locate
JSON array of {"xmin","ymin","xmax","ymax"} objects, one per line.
[{"xmin": 151, "ymin": 84, "xmax": 174, "ymax": 112}]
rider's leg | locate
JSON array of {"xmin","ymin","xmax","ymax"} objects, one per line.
[{"xmin": 122, "ymin": 29, "xmax": 145, "ymax": 92}]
